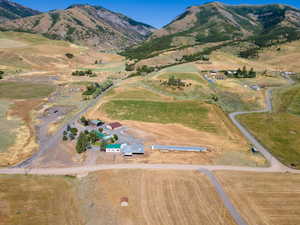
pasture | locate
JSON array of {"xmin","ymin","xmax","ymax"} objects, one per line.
[
  {"xmin": 0, "ymin": 82, "xmax": 55, "ymax": 99},
  {"xmin": 238, "ymin": 84, "xmax": 300, "ymax": 169}
]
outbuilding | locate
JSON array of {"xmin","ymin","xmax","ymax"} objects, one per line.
[
  {"xmin": 89, "ymin": 120, "xmax": 103, "ymax": 127},
  {"xmin": 107, "ymin": 122, "xmax": 122, "ymax": 130},
  {"xmin": 106, "ymin": 144, "xmax": 122, "ymax": 153}
]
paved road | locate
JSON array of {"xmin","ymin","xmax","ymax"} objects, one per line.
[
  {"xmin": 198, "ymin": 169, "xmax": 248, "ymax": 225},
  {"xmin": 229, "ymin": 77, "xmax": 296, "ymax": 172}
]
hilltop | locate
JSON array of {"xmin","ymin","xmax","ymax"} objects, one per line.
[{"xmin": 0, "ymin": 4, "xmax": 155, "ymax": 50}]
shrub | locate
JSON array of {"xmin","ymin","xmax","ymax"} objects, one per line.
[{"xmin": 65, "ymin": 53, "xmax": 74, "ymax": 59}]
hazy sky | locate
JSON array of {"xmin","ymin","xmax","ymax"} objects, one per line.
[{"xmin": 14, "ymin": 0, "xmax": 300, "ymax": 28}]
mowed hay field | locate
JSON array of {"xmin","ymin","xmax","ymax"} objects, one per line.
[
  {"xmin": 78, "ymin": 170, "xmax": 237, "ymax": 225},
  {"xmin": 0, "ymin": 175, "xmax": 83, "ymax": 225},
  {"xmin": 215, "ymin": 171, "xmax": 300, "ymax": 225},
  {"xmin": 238, "ymin": 84, "xmax": 300, "ymax": 169}
]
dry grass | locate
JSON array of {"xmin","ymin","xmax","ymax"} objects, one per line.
[
  {"xmin": 0, "ymin": 99, "xmax": 43, "ymax": 167},
  {"xmin": 215, "ymin": 171, "xmax": 300, "ymax": 225},
  {"xmin": 0, "ymin": 175, "xmax": 83, "ymax": 225},
  {"xmin": 78, "ymin": 170, "xmax": 237, "ymax": 225}
]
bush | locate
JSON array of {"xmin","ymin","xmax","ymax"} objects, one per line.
[{"xmin": 65, "ymin": 53, "xmax": 74, "ymax": 59}]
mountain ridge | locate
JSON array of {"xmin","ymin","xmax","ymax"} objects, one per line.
[
  {"xmin": 0, "ymin": 0, "xmax": 40, "ymax": 22},
  {"xmin": 0, "ymin": 3, "xmax": 155, "ymax": 50}
]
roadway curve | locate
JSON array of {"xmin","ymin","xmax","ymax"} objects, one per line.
[{"xmin": 229, "ymin": 76, "xmax": 296, "ymax": 172}]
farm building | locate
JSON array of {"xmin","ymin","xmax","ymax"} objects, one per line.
[
  {"xmin": 106, "ymin": 144, "xmax": 122, "ymax": 153},
  {"xmin": 107, "ymin": 122, "xmax": 122, "ymax": 130},
  {"xmin": 89, "ymin": 120, "xmax": 103, "ymax": 127},
  {"xmin": 152, "ymin": 145, "xmax": 207, "ymax": 152},
  {"xmin": 95, "ymin": 131, "xmax": 113, "ymax": 141},
  {"xmin": 122, "ymin": 144, "xmax": 144, "ymax": 156}
]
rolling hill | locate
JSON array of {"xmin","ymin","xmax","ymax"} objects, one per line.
[
  {"xmin": 0, "ymin": 0, "xmax": 40, "ymax": 22},
  {"xmin": 0, "ymin": 4, "xmax": 155, "ymax": 50},
  {"xmin": 122, "ymin": 1, "xmax": 300, "ymax": 60}
]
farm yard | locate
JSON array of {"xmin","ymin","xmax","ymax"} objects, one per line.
[{"xmin": 216, "ymin": 171, "xmax": 300, "ymax": 225}]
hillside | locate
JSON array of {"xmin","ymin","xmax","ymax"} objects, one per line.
[
  {"xmin": 122, "ymin": 1, "xmax": 300, "ymax": 60},
  {"xmin": 0, "ymin": 0, "xmax": 40, "ymax": 22},
  {"xmin": 0, "ymin": 4, "xmax": 155, "ymax": 50}
]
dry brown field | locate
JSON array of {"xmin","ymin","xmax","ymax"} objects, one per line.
[
  {"xmin": 77, "ymin": 170, "xmax": 237, "ymax": 225},
  {"xmin": 0, "ymin": 175, "xmax": 83, "ymax": 225},
  {"xmin": 215, "ymin": 171, "xmax": 300, "ymax": 225}
]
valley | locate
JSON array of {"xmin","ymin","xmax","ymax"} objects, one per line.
[{"xmin": 0, "ymin": 1, "xmax": 300, "ymax": 225}]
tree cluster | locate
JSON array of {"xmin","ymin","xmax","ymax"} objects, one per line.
[
  {"xmin": 82, "ymin": 80, "xmax": 113, "ymax": 99},
  {"xmin": 63, "ymin": 125, "xmax": 78, "ymax": 141},
  {"xmin": 161, "ymin": 75, "xmax": 188, "ymax": 88},
  {"xmin": 0, "ymin": 71, "xmax": 4, "ymax": 79},
  {"xmin": 225, "ymin": 66, "xmax": 256, "ymax": 78},
  {"xmin": 72, "ymin": 70, "xmax": 97, "ymax": 77}
]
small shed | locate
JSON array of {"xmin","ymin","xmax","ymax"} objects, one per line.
[
  {"xmin": 106, "ymin": 144, "xmax": 122, "ymax": 153},
  {"xmin": 107, "ymin": 122, "xmax": 122, "ymax": 130},
  {"xmin": 120, "ymin": 197, "xmax": 128, "ymax": 207}
]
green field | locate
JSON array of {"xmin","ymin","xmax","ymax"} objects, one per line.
[
  {"xmin": 0, "ymin": 82, "xmax": 55, "ymax": 99},
  {"xmin": 158, "ymin": 72, "xmax": 204, "ymax": 83},
  {"xmin": 160, "ymin": 63, "xmax": 199, "ymax": 73},
  {"xmin": 110, "ymin": 88, "xmax": 164, "ymax": 101},
  {"xmin": 0, "ymin": 175, "xmax": 82, "ymax": 225},
  {"xmin": 238, "ymin": 84, "xmax": 300, "ymax": 169},
  {"xmin": 0, "ymin": 100, "xmax": 20, "ymax": 153},
  {"xmin": 103, "ymin": 100, "xmax": 217, "ymax": 132}
]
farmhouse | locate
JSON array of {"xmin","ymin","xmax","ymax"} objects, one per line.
[
  {"xmin": 106, "ymin": 144, "xmax": 122, "ymax": 153},
  {"xmin": 107, "ymin": 122, "xmax": 122, "ymax": 130}
]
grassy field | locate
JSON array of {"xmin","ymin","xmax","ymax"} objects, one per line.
[
  {"xmin": 238, "ymin": 84, "xmax": 300, "ymax": 168},
  {"xmin": 160, "ymin": 63, "xmax": 199, "ymax": 73},
  {"xmin": 102, "ymin": 100, "xmax": 217, "ymax": 132},
  {"xmin": 109, "ymin": 87, "xmax": 165, "ymax": 101},
  {"xmin": 0, "ymin": 175, "xmax": 83, "ymax": 225},
  {"xmin": 0, "ymin": 82, "xmax": 55, "ymax": 99},
  {"xmin": 0, "ymin": 100, "xmax": 20, "ymax": 153},
  {"xmin": 216, "ymin": 171, "xmax": 300, "ymax": 225}
]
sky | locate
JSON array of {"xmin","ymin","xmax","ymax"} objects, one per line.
[{"xmin": 14, "ymin": 0, "xmax": 300, "ymax": 28}]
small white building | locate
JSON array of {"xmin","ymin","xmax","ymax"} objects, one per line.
[{"xmin": 105, "ymin": 144, "xmax": 122, "ymax": 153}]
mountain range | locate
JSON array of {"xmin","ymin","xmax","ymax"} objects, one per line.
[
  {"xmin": 0, "ymin": 2, "xmax": 155, "ymax": 50},
  {"xmin": 1, "ymin": 1, "xmax": 300, "ymax": 53}
]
